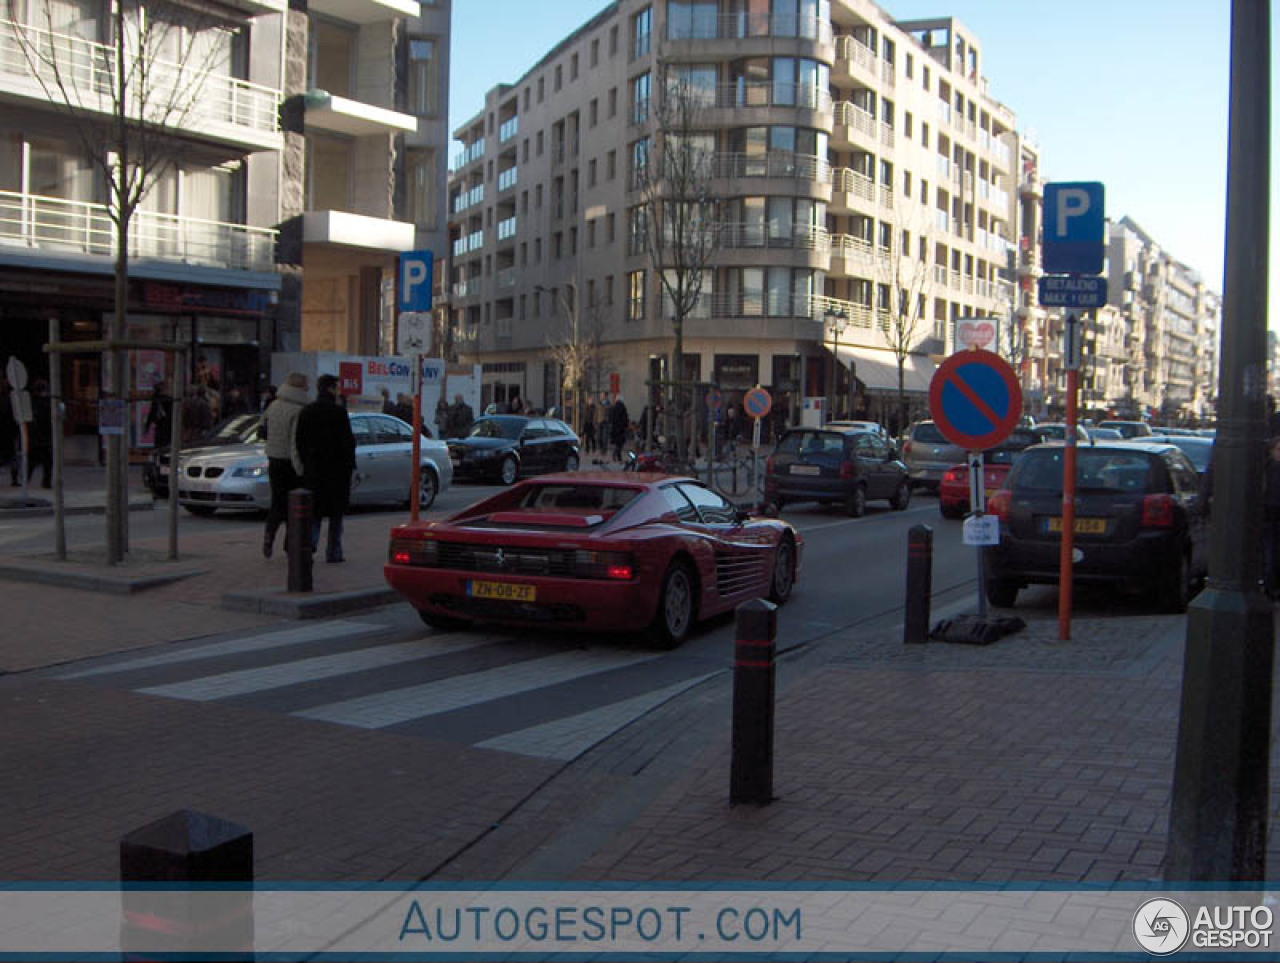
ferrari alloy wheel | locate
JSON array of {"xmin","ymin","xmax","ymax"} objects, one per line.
[
  {"xmin": 417, "ymin": 467, "xmax": 437, "ymax": 510},
  {"xmin": 651, "ymin": 562, "xmax": 695, "ymax": 649},
  {"xmin": 499, "ymin": 456, "xmax": 518, "ymax": 486},
  {"xmin": 768, "ymin": 537, "xmax": 795, "ymax": 604}
]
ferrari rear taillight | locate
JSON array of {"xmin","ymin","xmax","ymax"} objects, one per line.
[
  {"xmin": 1141, "ymin": 493, "xmax": 1176, "ymax": 528},
  {"xmin": 607, "ymin": 564, "xmax": 633, "ymax": 580},
  {"xmin": 388, "ymin": 536, "xmax": 438, "ymax": 565},
  {"xmin": 574, "ymin": 549, "xmax": 636, "ymax": 580},
  {"xmin": 987, "ymin": 489, "xmax": 1012, "ymax": 521}
]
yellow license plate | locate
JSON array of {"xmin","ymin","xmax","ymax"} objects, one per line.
[
  {"xmin": 468, "ymin": 580, "xmax": 536, "ymax": 602},
  {"xmin": 1047, "ymin": 517, "xmax": 1107, "ymax": 534}
]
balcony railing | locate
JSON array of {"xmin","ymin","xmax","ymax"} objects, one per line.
[
  {"xmin": 497, "ymin": 167, "xmax": 517, "ymax": 192},
  {"xmin": 452, "ymin": 278, "xmax": 480, "ymax": 299},
  {"xmin": 668, "ymin": 12, "xmax": 832, "ymax": 44},
  {"xmin": 452, "ymin": 139, "xmax": 485, "ymax": 169},
  {"xmin": 495, "ymin": 266, "xmax": 518, "ymax": 289},
  {"xmin": 834, "ymin": 35, "xmax": 876, "ymax": 79},
  {"xmin": 718, "ymin": 222, "xmax": 829, "ymax": 252},
  {"xmin": 706, "ymin": 81, "xmax": 832, "ymax": 114},
  {"xmin": 0, "ymin": 19, "xmax": 282, "ymax": 140},
  {"xmin": 451, "ymin": 184, "xmax": 484, "ymax": 214},
  {"xmin": 498, "ymin": 115, "xmax": 518, "ymax": 143},
  {"xmin": 712, "ymin": 151, "xmax": 829, "ymax": 183},
  {"xmin": 0, "ymin": 189, "xmax": 277, "ymax": 272},
  {"xmin": 496, "ymin": 216, "xmax": 517, "ymax": 241},
  {"xmin": 831, "ymin": 167, "xmax": 875, "ymax": 202},
  {"xmin": 452, "ymin": 231, "xmax": 483, "ymax": 256}
]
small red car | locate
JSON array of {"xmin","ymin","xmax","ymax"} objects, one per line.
[
  {"xmin": 937, "ymin": 428, "xmax": 1048, "ymax": 519},
  {"xmin": 384, "ymin": 473, "xmax": 802, "ymax": 648}
]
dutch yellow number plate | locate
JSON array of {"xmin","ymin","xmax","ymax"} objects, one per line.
[
  {"xmin": 1047, "ymin": 517, "xmax": 1106, "ymax": 534},
  {"xmin": 468, "ymin": 580, "xmax": 536, "ymax": 602}
]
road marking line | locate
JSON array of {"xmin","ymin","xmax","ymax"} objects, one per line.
[
  {"xmin": 791, "ymin": 503, "xmax": 935, "ymax": 534},
  {"xmin": 476, "ymin": 674, "xmax": 715, "ymax": 760},
  {"xmin": 56, "ymin": 620, "xmax": 389, "ymax": 679},
  {"xmin": 294, "ymin": 649, "xmax": 661, "ymax": 729},
  {"xmin": 134, "ymin": 636, "xmax": 489, "ymax": 701}
]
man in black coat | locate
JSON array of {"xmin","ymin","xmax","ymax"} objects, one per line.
[
  {"xmin": 295, "ymin": 374, "xmax": 357, "ymax": 563},
  {"xmin": 609, "ymin": 395, "xmax": 629, "ymax": 461}
]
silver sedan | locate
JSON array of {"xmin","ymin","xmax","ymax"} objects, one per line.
[{"xmin": 173, "ymin": 412, "xmax": 452, "ymax": 516}]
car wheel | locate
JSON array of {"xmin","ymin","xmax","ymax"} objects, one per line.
[
  {"xmin": 417, "ymin": 467, "xmax": 438, "ymax": 511},
  {"xmin": 890, "ymin": 480, "xmax": 911, "ymax": 511},
  {"xmin": 1157, "ymin": 553, "xmax": 1191, "ymax": 613},
  {"xmin": 184, "ymin": 505, "xmax": 217, "ymax": 517},
  {"xmin": 417, "ymin": 608, "xmax": 470, "ymax": 631},
  {"xmin": 986, "ymin": 578, "xmax": 1019, "ymax": 608},
  {"xmin": 498, "ymin": 455, "xmax": 518, "ymax": 486},
  {"xmin": 650, "ymin": 561, "xmax": 696, "ymax": 649},
  {"xmin": 845, "ymin": 484, "xmax": 867, "ymax": 518},
  {"xmin": 564, "ymin": 452, "xmax": 580, "ymax": 472},
  {"xmin": 768, "ymin": 537, "xmax": 795, "ymax": 604}
]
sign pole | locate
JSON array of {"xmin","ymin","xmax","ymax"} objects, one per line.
[
  {"xmin": 968, "ymin": 450, "xmax": 988, "ymax": 617},
  {"xmin": 1058, "ymin": 311, "xmax": 1081, "ymax": 641},
  {"xmin": 410, "ymin": 355, "xmax": 423, "ymax": 522}
]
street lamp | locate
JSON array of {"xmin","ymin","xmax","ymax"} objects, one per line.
[
  {"xmin": 825, "ymin": 306, "xmax": 850, "ymax": 424},
  {"xmin": 535, "ymin": 281, "xmax": 580, "ymax": 433}
]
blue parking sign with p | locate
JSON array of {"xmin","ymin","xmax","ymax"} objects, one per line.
[
  {"xmin": 1043, "ymin": 182, "xmax": 1105, "ymax": 276},
  {"xmin": 399, "ymin": 251, "xmax": 434, "ymax": 312}
]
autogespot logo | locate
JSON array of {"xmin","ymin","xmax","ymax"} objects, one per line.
[{"xmin": 1133, "ymin": 898, "xmax": 1190, "ymax": 955}]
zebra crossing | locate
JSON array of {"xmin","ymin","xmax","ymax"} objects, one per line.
[{"xmin": 52, "ymin": 619, "xmax": 718, "ymax": 762}]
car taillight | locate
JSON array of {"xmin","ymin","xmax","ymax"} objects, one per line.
[
  {"xmin": 839, "ymin": 461, "xmax": 855, "ymax": 479},
  {"xmin": 987, "ymin": 489, "xmax": 1012, "ymax": 521},
  {"xmin": 607, "ymin": 564, "xmax": 633, "ymax": 580},
  {"xmin": 388, "ymin": 535, "xmax": 438, "ymax": 565},
  {"xmin": 574, "ymin": 549, "xmax": 635, "ymax": 580},
  {"xmin": 1141, "ymin": 493, "xmax": 1176, "ymax": 528},
  {"xmin": 942, "ymin": 468, "xmax": 963, "ymax": 484}
]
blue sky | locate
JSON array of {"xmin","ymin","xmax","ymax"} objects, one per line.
[{"xmin": 450, "ymin": 1, "xmax": 1274, "ymax": 329}]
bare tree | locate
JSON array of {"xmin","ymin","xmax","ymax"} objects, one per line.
[
  {"xmin": 546, "ymin": 296, "xmax": 608, "ymax": 431},
  {"xmin": 636, "ymin": 72, "xmax": 720, "ymax": 461},
  {"xmin": 878, "ymin": 208, "xmax": 931, "ymax": 433},
  {"xmin": 7, "ymin": 0, "xmax": 225, "ymax": 562}
]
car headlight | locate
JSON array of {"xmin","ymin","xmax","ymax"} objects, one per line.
[{"xmin": 231, "ymin": 464, "xmax": 268, "ymax": 478}]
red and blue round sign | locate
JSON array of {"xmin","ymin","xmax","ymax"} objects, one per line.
[
  {"xmin": 927, "ymin": 350, "xmax": 1022, "ymax": 451},
  {"xmin": 744, "ymin": 387, "xmax": 772, "ymax": 419}
]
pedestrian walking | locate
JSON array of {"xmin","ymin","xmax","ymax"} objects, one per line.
[
  {"xmin": 1265, "ymin": 436, "xmax": 1280, "ymax": 599},
  {"xmin": 609, "ymin": 394, "xmax": 630, "ymax": 461},
  {"xmin": 181, "ymin": 387, "xmax": 212, "ymax": 442},
  {"xmin": 295, "ymin": 374, "xmax": 356, "ymax": 563},
  {"xmin": 508, "ymin": 391, "xmax": 525, "ymax": 415},
  {"xmin": 391, "ymin": 393, "xmax": 415, "ymax": 425},
  {"xmin": 222, "ymin": 386, "xmax": 249, "ymax": 418},
  {"xmin": 434, "ymin": 397, "xmax": 450, "ymax": 438},
  {"xmin": 380, "ymin": 387, "xmax": 395, "ymax": 415},
  {"xmin": 260, "ymin": 372, "xmax": 309, "ymax": 559},
  {"xmin": 448, "ymin": 393, "xmax": 475, "ymax": 438},
  {"xmin": 144, "ymin": 380, "xmax": 172, "ymax": 450},
  {"xmin": 583, "ymin": 399, "xmax": 597, "ymax": 453}
]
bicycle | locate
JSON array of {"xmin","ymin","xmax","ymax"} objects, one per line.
[{"xmin": 707, "ymin": 440, "xmax": 763, "ymax": 500}]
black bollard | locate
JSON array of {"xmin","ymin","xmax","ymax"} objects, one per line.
[
  {"xmin": 287, "ymin": 488, "xmax": 313, "ymax": 593},
  {"xmin": 904, "ymin": 524, "xmax": 933, "ymax": 643},
  {"xmin": 119, "ymin": 809, "xmax": 253, "ymax": 960},
  {"xmin": 730, "ymin": 597, "xmax": 777, "ymax": 806}
]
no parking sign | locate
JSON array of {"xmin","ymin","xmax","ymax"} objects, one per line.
[{"xmin": 927, "ymin": 350, "xmax": 1022, "ymax": 451}]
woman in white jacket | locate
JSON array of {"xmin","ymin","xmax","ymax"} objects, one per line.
[{"xmin": 261, "ymin": 372, "xmax": 309, "ymax": 557}]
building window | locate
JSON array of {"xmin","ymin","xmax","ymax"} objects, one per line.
[
  {"xmin": 588, "ymin": 158, "xmax": 597, "ymax": 187},
  {"xmin": 524, "ymin": 87, "xmax": 530, "ymax": 110},
  {"xmin": 610, "ymin": 24, "xmax": 619, "ymax": 55},
  {"xmin": 571, "ymin": 53, "xmax": 579, "ymax": 80},
  {"xmin": 628, "ymin": 270, "xmax": 646, "ymax": 320},
  {"xmin": 591, "ymin": 38, "xmax": 599, "ymax": 66},
  {"xmin": 906, "ymin": 52, "xmax": 914, "ymax": 79},
  {"xmin": 629, "ymin": 137, "xmax": 649, "ymax": 187},
  {"xmin": 408, "ymin": 38, "xmax": 438, "ymax": 115},
  {"xmin": 605, "ymin": 275, "xmax": 615, "ymax": 304},
  {"xmin": 608, "ymin": 87, "xmax": 617, "ymax": 118},
  {"xmin": 555, "ymin": 64, "xmax": 562, "ymax": 91},
  {"xmin": 904, "ymin": 111, "xmax": 913, "ymax": 139},
  {"xmin": 589, "ymin": 98, "xmax": 598, "ymax": 127},
  {"xmin": 538, "ymin": 77, "xmax": 544, "ymax": 101},
  {"xmin": 921, "ymin": 122, "xmax": 929, "ymax": 148},
  {"xmin": 535, "ymin": 237, "xmax": 542, "ymax": 262},
  {"xmin": 536, "ymin": 131, "xmax": 544, "ymax": 155},
  {"xmin": 627, "ymin": 205, "xmax": 648, "ymax": 255},
  {"xmin": 405, "ymin": 148, "xmax": 437, "ymax": 227},
  {"xmin": 535, "ymin": 183, "xmax": 543, "ymax": 207},
  {"xmin": 632, "ymin": 7, "xmax": 651, "ymax": 59},
  {"xmin": 606, "ymin": 150, "xmax": 616, "ymax": 180},
  {"xmin": 588, "ymin": 220, "xmax": 596, "ymax": 247},
  {"xmin": 631, "ymin": 72, "xmax": 651, "ymax": 124},
  {"xmin": 553, "ymin": 232, "xmax": 563, "ymax": 258}
]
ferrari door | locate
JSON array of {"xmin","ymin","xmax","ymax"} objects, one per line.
[{"xmin": 676, "ymin": 482, "xmax": 774, "ymax": 603}]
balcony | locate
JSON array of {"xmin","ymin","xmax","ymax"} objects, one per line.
[
  {"xmin": 496, "ymin": 216, "xmax": 517, "ymax": 242},
  {"xmin": 304, "ymin": 91, "xmax": 416, "ymax": 137},
  {"xmin": 452, "ymin": 230, "xmax": 484, "ymax": 257},
  {"xmin": 303, "ymin": 210, "xmax": 413, "ymax": 251},
  {"xmin": 0, "ymin": 189, "xmax": 278, "ymax": 279},
  {"xmin": 704, "ymin": 81, "xmax": 833, "ymax": 117},
  {"xmin": 669, "ymin": 11, "xmax": 832, "ymax": 44},
  {"xmin": 451, "ymin": 184, "xmax": 484, "ymax": 214},
  {"xmin": 0, "ymin": 20, "xmax": 283, "ymax": 153},
  {"xmin": 452, "ymin": 139, "xmax": 485, "ymax": 170},
  {"xmin": 497, "ymin": 167, "xmax": 518, "ymax": 192},
  {"xmin": 713, "ymin": 151, "xmax": 829, "ymax": 183},
  {"xmin": 719, "ymin": 222, "xmax": 830, "ymax": 252},
  {"xmin": 307, "ymin": 0, "xmax": 418, "ymax": 24},
  {"xmin": 498, "ymin": 115, "xmax": 519, "ymax": 143},
  {"xmin": 833, "ymin": 35, "xmax": 878, "ymax": 86}
]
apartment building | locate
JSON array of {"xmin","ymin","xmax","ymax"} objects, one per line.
[
  {"xmin": 283, "ymin": 0, "xmax": 450, "ymax": 357},
  {"xmin": 446, "ymin": 0, "xmax": 1022, "ymax": 430},
  {"xmin": 0, "ymin": 0, "xmax": 287, "ymax": 448}
]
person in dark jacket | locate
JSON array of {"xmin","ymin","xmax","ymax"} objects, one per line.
[
  {"xmin": 144, "ymin": 380, "xmax": 172, "ymax": 450},
  {"xmin": 295, "ymin": 374, "xmax": 356, "ymax": 563},
  {"xmin": 609, "ymin": 395, "xmax": 630, "ymax": 461},
  {"xmin": 27, "ymin": 379, "xmax": 53, "ymax": 488},
  {"xmin": 1265, "ymin": 436, "xmax": 1280, "ymax": 599}
]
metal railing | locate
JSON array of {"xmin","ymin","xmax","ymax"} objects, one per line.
[
  {"xmin": 668, "ymin": 12, "xmax": 832, "ymax": 43},
  {"xmin": 834, "ymin": 35, "xmax": 876, "ymax": 77},
  {"xmin": 497, "ymin": 167, "xmax": 517, "ymax": 192},
  {"xmin": 451, "ymin": 184, "xmax": 484, "ymax": 213},
  {"xmin": 496, "ymin": 216, "xmax": 517, "ymax": 241},
  {"xmin": 711, "ymin": 150, "xmax": 829, "ymax": 182},
  {"xmin": 832, "ymin": 101, "xmax": 876, "ymax": 138},
  {"xmin": 0, "ymin": 19, "xmax": 281, "ymax": 138},
  {"xmin": 831, "ymin": 167, "xmax": 875, "ymax": 201},
  {"xmin": 495, "ymin": 266, "xmax": 518, "ymax": 289},
  {"xmin": 498, "ymin": 115, "xmax": 518, "ymax": 143},
  {"xmin": 707, "ymin": 81, "xmax": 832, "ymax": 114},
  {"xmin": 0, "ymin": 189, "xmax": 276, "ymax": 272},
  {"xmin": 718, "ymin": 221, "xmax": 829, "ymax": 252},
  {"xmin": 452, "ymin": 231, "xmax": 484, "ymax": 256},
  {"xmin": 452, "ymin": 139, "xmax": 485, "ymax": 169}
]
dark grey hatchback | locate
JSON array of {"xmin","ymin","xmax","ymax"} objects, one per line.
[
  {"xmin": 764, "ymin": 427, "xmax": 911, "ymax": 516},
  {"xmin": 985, "ymin": 442, "xmax": 1209, "ymax": 612}
]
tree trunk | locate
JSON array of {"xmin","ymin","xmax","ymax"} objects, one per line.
[
  {"xmin": 897, "ymin": 362, "xmax": 907, "ymax": 437},
  {"xmin": 672, "ymin": 315, "xmax": 686, "ymax": 462}
]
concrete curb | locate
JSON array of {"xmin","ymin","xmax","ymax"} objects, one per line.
[
  {"xmin": 221, "ymin": 586, "xmax": 401, "ymax": 619},
  {"xmin": 0, "ymin": 562, "xmax": 206, "ymax": 595}
]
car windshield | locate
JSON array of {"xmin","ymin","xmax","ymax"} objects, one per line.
[
  {"xmin": 912, "ymin": 423, "xmax": 947, "ymax": 444},
  {"xmin": 206, "ymin": 415, "xmax": 260, "ymax": 442},
  {"xmin": 467, "ymin": 417, "xmax": 524, "ymax": 440},
  {"xmin": 517, "ymin": 484, "xmax": 639, "ymax": 511},
  {"xmin": 1164, "ymin": 439, "xmax": 1213, "ymax": 471},
  {"xmin": 1013, "ymin": 449, "xmax": 1158, "ymax": 495}
]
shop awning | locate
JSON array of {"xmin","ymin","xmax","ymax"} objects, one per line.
[{"xmin": 833, "ymin": 345, "xmax": 937, "ymax": 393}]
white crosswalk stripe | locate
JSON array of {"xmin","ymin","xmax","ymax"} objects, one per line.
[
  {"xmin": 137, "ymin": 636, "xmax": 491, "ymax": 701},
  {"xmin": 294, "ymin": 649, "xmax": 661, "ymax": 729},
  {"xmin": 476, "ymin": 674, "xmax": 715, "ymax": 760},
  {"xmin": 57, "ymin": 621, "xmax": 386, "ymax": 679}
]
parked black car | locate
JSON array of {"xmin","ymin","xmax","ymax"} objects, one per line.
[
  {"xmin": 764, "ymin": 426, "xmax": 911, "ymax": 517},
  {"xmin": 984, "ymin": 442, "xmax": 1209, "ymax": 612},
  {"xmin": 143, "ymin": 414, "xmax": 264, "ymax": 498},
  {"xmin": 447, "ymin": 415, "xmax": 580, "ymax": 485}
]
